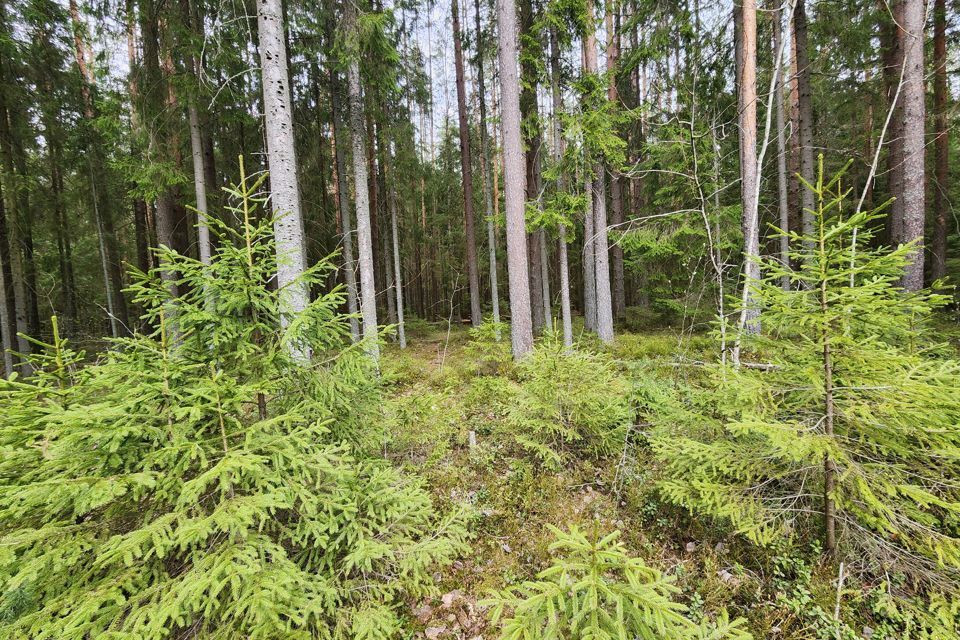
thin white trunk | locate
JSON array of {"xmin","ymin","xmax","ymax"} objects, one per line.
[
  {"xmin": 256, "ymin": 0, "xmax": 310, "ymax": 358},
  {"xmin": 496, "ymin": 0, "xmax": 533, "ymax": 358},
  {"xmin": 346, "ymin": 1, "xmax": 380, "ymax": 364},
  {"xmin": 188, "ymin": 104, "xmax": 212, "ymax": 272}
]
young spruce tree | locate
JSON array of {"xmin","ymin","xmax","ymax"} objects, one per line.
[
  {"xmin": 652, "ymin": 159, "xmax": 960, "ymax": 582},
  {"xmin": 0, "ymin": 168, "xmax": 468, "ymax": 639}
]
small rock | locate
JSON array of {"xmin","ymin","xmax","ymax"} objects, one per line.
[
  {"xmin": 412, "ymin": 605, "xmax": 433, "ymax": 623},
  {"xmin": 685, "ymin": 541, "xmax": 697, "ymax": 553},
  {"xmin": 714, "ymin": 542, "xmax": 727, "ymax": 553},
  {"xmin": 424, "ymin": 626, "xmax": 446, "ymax": 640},
  {"xmin": 500, "ymin": 542, "xmax": 512, "ymax": 553},
  {"xmin": 441, "ymin": 590, "xmax": 462, "ymax": 609},
  {"xmin": 862, "ymin": 626, "xmax": 874, "ymax": 639}
]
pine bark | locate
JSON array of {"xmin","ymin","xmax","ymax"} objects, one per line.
[
  {"xmin": 605, "ymin": 3, "xmax": 625, "ymax": 321},
  {"xmin": 345, "ymin": 0, "xmax": 381, "ymax": 364},
  {"xmin": 881, "ymin": 0, "xmax": 905, "ymax": 245},
  {"xmin": 549, "ymin": 25, "xmax": 573, "ymax": 348},
  {"xmin": 496, "ymin": 0, "xmax": 533, "ymax": 358},
  {"xmin": 0, "ymin": 182, "xmax": 14, "ymax": 376},
  {"xmin": 70, "ymin": 0, "xmax": 129, "ymax": 334},
  {"xmin": 474, "ymin": 0, "xmax": 501, "ymax": 331},
  {"xmin": 452, "ymin": 0, "xmax": 483, "ymax": 327},
  {"xmin": 793, "ymin": 0, "xmax": 815, "ymax": 239},
  {"xmin": 329, "ymin": 68, "xmax": 361, "ymax": 341},
  {"xmin": 583, "ymin": 0, "xmax": 613, "ymax": 343},
  {"xmin": 899, "ymin": 0, "xmax": 925, "ymax": 291},
  {"xmin": 930, "ymin": 0, "xmax": 948, "ymax": 282},
  {"xmin": 773, "ymin": 1, "xmax": 790, "ymax": 289}
]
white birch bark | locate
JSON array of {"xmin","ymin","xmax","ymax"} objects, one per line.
[{"xmin": 256, "ymin": 0, "xmax": 310, "ymax": 358}]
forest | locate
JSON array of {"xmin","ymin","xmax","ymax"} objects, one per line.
[{"xmin": 0, "ymin": 0, "xmax": 958, "ymax": 637}]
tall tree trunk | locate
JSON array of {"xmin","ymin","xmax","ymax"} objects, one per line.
[
  {"xmin": 930, "ymin": 0, "xmax": 948, "ymax": 282},
  {"xmin": 0, "ymin": 182, "xmax": 14, "ymax": 377},
  {"xmin": 737, "ymin": 0, "xmax": 760, "ymax": 340},
  {"xmin": 70, "ymin": 0, "xmax": 130, "ymax": 334},
  {"xmin": 584, "ymin": 0, "xmax": 613, "ymax": 344},
  {"xmin": 605, "ymin": 1, "xmax": 625, "ymax": 321},
  {"xmin": 549, "ymin": 25, "xmax": 573, "ymax": 348},
  {"xmin": 183, "ymin": 0, "xmax": 212, "ymax": 276},
  {"xmin": 773, "ymin": 1, "xmax": 790, "ymax": 289},
  {"xmin": 452, "ymin": 0, "xmax": 483, "ymax": 327},
  {"xmin": 882, "ymin": 0, "xmax": 905, "ymax": 246},
  {"xmin": 257, "ymin": 0, "xmax": 310, "ymax": 355},
  {"xmin": 345, "ymin": 0, "xmax": 380, "ymax": 364},
  {"xmin": 496, "ymin": 0, "xmax": 533, "ymax": 358},
  {"xmin": 519, "ymin": 0, "xmax": 545, "ymax": 334},
  {"xmin": 329, "ymin": 69, "xmax": 361, "ymax": 341},
  {"xmin": 583, "ymin": 173, "xmax": 596, "ymax": 331},
  {"xmin": 793, "ymin": 0, "xmax": 815, "ymax": 240},
  {"xmin": 388, "ymin": 144, "xmax": 406, "ymax": 348},
  {"xmin": 899, "ymin": 0, "xmax": 925, "ymax": 291},
  {"xmin": 475, "ymin": 0, "xmax": 501, "ymax": 332}
]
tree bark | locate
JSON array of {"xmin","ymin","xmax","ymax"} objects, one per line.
[
  {"xmin": 930, "ymin": 0, "xmax": 948, "ymax": 282},
  {"xmin": 452, "ymin": 0, "xmax": 483, "ymax": 327},
  {"xmin": 549, "ymin": 25, "xmax": 573, "ymax": 348},
  {"xmin": 388, "ymin": 144, "xmax": 406, "ymax": 348},
  {"xmin": 880, "ymin": 0, "xmax": 905, "ymax": 247},
  {"xmin": 474, "ymin": 0, "xmax": 501, "ymax": 332},
  {"xmin": 899, "ymin": 0, "xmax": 925, "ymax": 291},
  {"xmin": 793, "ymin": 0, "xmax": 815, "ymax": 240},
  {"xmin": 257, "ymin": 0, "xmax": 310, "ymax": 355},
  {"xmin": 773, "ymin": 1, "xmax": 790, "ymax": 289},
  {"xmin": 496, "ymin": 0, "xmax": 533, "ymax": 358},
  {"xmin": 0, "ymin": 182, "xmax": 14, "ymax": 376},
  {"xmin": 70, "ymin": 0, "xmax": 129, "ymax": 334},
  {"xmin": 329, "ymin": 68, "xmax": 361, "ymax": 342},
  {"xmin": 738, "ymin": 0, "xmax": 760, "ymax": 336},
  {"xmin": 345, "ymin": 0, "xmax": 381, "ymax": 364},
  {"xmin": 583, "ymin": 0, "xmax": 613, "ymax": 344},
  {"xmin": 605, "ymin": 2, "xmax": 625, "ymax": 321}
]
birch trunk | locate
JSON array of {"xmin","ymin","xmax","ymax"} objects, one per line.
[
  {"xmin": 257, "ymin": 0, "xmax": 310, "ymax": 356},
  {"xmin": 496, "ymin": 0, "xmax": 533, "ymax": 358}
]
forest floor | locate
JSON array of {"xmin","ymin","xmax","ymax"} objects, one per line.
[{"xmin": 374, "ymin": 318, "xmax": 857, "ymax": 640}]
